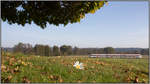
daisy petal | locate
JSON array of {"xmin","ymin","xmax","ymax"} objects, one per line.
[
  {"xmin": 74, "ymin": 61, "xmax": 79, "ymax": 65},
  {"xmin": 79, "ymin": 63, "xmax": 83, "ymax": 66},
  {"xmin": 73, "ymin": 64, "xmax": 77, "ymax": 67}
]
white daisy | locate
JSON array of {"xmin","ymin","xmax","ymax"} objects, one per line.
[{"xmin": 73, "ymin": 61, "xmax": 84, "ymax": 69}]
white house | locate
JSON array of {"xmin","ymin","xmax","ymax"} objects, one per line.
[{"xmin": 89, "ymin": 54, "xmax": 142, "ymax": 58}]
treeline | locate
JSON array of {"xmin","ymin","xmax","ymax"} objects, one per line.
[
  {"xmin": 3, "ymin": 42, "xmax": 149, "ymax": 56},
  {"xmin": 12, "ymin": 43, "xmax": 76, "ymax": 56}
]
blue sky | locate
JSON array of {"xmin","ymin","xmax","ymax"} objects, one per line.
[{"xmin": 2, "ymin": 1, "xmax": 148, "ymax": 48}]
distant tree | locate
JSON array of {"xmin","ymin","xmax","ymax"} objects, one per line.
[
  {"xmin": 2, "ymin": 1, "xmax": 107, "ymax": 28},
  {"xmin": 60, "ymin": 45, "xmax": 72, "ymax": 55},
  {"xmin": 67, "ymin": 46, "xmax": 72, "ymax": 55},
  {"xmin": 34, "ymin": 44, "xmax": 45, "ymax": 56},
  {"xmin": 99, "ymin": 48, "xmax": 104, "ymax": 54},
  {"xmin": 92, "ymin": 48, "xmax": 100, "ymax": 54},
  {"xmin": 52, "ymin": 45, "xmax": 60, "ymax": 56},
  {"xmin": 103, "ymin": 47, "xmax": 115, "ymax": 54},
  {"xmin": 60, "ymin": 45, "xmax": 68, "ymax": 55},
  {"xmin": 44, "ymin": 45, "xmax": 51, "ymax": 56},
  {"xmin": 13, "ymin": 42, "xmax": 33, "ymax": 54},
  {"xmin": 24, "ymin": 43, "xmax": 33, "ymax": 54},
  {"xmin": 34, "ymin": 44, "xmax": 41, "ymax": 55},
  {"xmin": 140, "ymin": 49, "xmax": 149, "ymax": 55},
  {"xmin": 73, "ymin": 47, "xmax": 79, "ymax": 55},
  {"xmin": 13, "ymin": 42, "xmax": 24, "ymax": 53}
]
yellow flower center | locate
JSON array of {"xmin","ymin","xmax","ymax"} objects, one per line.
[{"xmin": 76, "ymin": 65, "xmax": 80, "ymax": 69}]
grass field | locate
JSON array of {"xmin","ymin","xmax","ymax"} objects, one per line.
[{"xmin": 1, "ymin": 52, "xmax": 149, "ymax": 83}]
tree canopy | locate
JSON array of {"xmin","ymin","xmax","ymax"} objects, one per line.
[
  {"xmin": 103, "ymin": 47, "xmax": 115, "ymax": 54},
  {"xmin": 2, "ymin": 1, "xmax": 107, "ymax": 28}
]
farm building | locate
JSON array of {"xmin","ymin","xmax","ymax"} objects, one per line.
[{"xmin": 89, "ymin": 54, "xmax": 142, "ymax": 58}]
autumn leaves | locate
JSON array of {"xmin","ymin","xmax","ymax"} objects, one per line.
[{"xmin": 1, "ymin": 53, "xmax": 149, "ymax": 83}]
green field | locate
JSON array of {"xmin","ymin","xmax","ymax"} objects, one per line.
[{"xmin": 1, "ymin": 52, "xmax": 149, "ymax": 83}]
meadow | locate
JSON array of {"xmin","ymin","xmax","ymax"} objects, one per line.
[{"xmin": 1, "ymin": 52, "xmax": 149, "ymax": 83}]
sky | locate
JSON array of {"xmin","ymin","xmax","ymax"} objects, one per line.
[{"xmin": 2, "ymin": 1, "xmax": 149, "ymax": 48}]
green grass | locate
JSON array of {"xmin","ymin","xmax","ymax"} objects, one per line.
[{"xmin": 1, "ymin": 52, "xmax": 149, "ymax": 83}]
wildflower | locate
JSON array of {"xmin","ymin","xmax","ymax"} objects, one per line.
[
  {"xmin": 21, "ymin": 61, "xmax": 27, "ymax": 66},
  {"xmin": 73, "ymin": 61, "xmax": 84, "ymax": 69}
]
